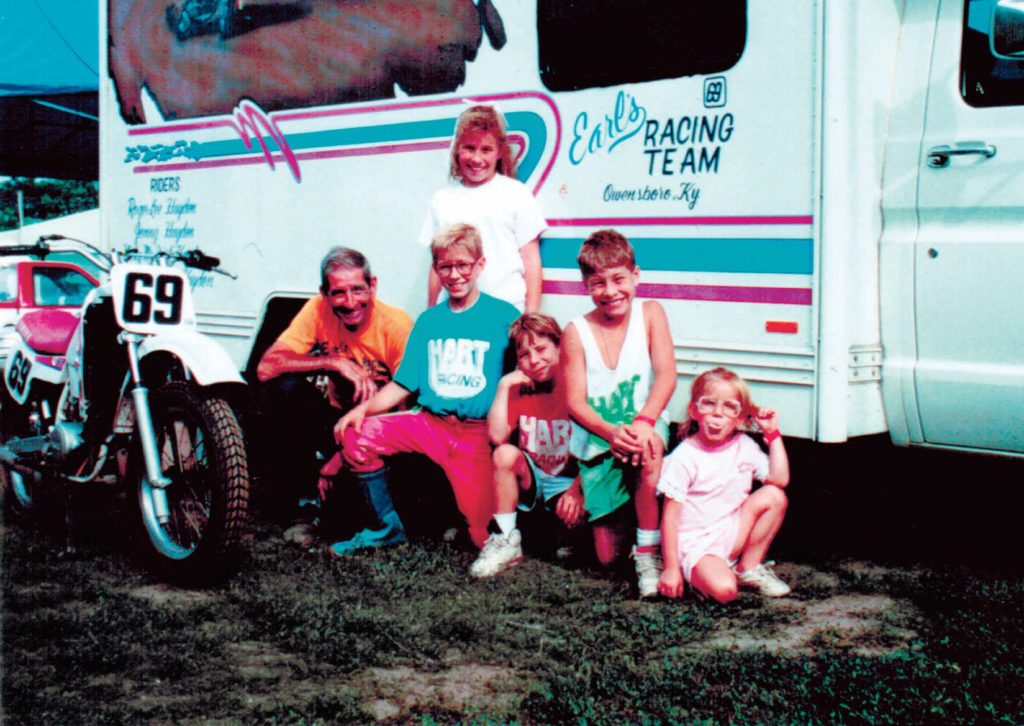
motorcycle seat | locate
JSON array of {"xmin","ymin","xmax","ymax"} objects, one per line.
[{"xmin": 15, "ymin": 309, "xmax": 79, "ymax": 356}]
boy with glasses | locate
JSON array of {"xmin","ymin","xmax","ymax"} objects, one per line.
[{"xmin": 322, "ymin": 223, "xmax": 519, "ymax": 554}]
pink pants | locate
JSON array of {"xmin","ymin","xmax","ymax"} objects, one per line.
[{"xmin": 342, "ymin": 411, "xmax": 494, "ymax": 548}]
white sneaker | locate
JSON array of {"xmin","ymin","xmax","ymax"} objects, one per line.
[
  {"xmin": 632, "ymin": 545, "xmax": 663, "ymax": 598},
  {"xmin": 283, "ymin": 522, "xmax": 317, "ymax": 548},
  {"xmin": 469, "ymin": 529, "xmax": 523, "ymax": 578},
  {"xmin": 734, "ymin": 561, "xmax": 791, "ymax": 597}
]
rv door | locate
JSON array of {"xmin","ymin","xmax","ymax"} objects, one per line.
[{"xmin": 912, "ymin": 0, "xmax": 1024, "ymax": 452}]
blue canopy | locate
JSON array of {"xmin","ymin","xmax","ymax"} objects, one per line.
[{"xmin": 0, "ymin": 0, "xmax": 99, "ymax": 179}]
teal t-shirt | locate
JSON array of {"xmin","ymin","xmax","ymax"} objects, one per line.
[{"xmin": 394, "ymin": 293, "xmax": 519, "ymax": 419}]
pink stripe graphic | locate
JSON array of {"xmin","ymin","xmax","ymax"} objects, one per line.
[
  {"xmin": 543, "ymin": 280, "xmax": 812, "ymax": 305},
  {"xmin": 299, "ymin": 139, "xmax": 451, "ymax": 162},
  {"xmin": 126, "ymin": 92, "xmax": 562, "ymax": 194},
  {"xmin": 128, "ymin": 119, "xmax": 230, "ymax": 135},
  {"xmin": 548, "ymin": 216, "xmax": 813, "ymax": 227},
  {"xmin": 133, "ymin": 139, "xmax": 452, "ymax": 174}
]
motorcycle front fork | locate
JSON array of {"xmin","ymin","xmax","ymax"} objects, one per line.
[{"xmin": 122, "ymin": 333, "xmax": 173, "ymax": 523}]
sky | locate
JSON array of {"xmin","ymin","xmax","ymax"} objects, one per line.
[{"xmin": 0, "ymin": 0, "xmax": 99, "ymax": 95}]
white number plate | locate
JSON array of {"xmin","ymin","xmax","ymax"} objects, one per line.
[
  {"xmin": 111, "ymin": 264, "xmax": 197, "ymax": 334},
  {"xmin": 5, "ymin": 346, "xmax": 34, "ymax": 405}
]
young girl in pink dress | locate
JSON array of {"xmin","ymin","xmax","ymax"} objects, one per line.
[{"xmin": 657, "ymin": 367, "xmax": 791, "ymax": 602}]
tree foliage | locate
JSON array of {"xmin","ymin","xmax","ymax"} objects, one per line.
[{"xmin": 0, "ymin": 178, "xmax": 99, "ymax": 231}]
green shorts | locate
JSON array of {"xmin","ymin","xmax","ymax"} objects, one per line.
[{"xmin": 578, "ymin": 452, "xmax": 636, "ymax": 522}]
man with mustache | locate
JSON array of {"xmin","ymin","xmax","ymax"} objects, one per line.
[{"xmin": 257, "ymin": 247, "xmax": 413, "ymax": 531}]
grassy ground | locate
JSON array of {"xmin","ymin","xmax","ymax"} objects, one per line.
[{"xmin": 3, "ymin": 437, "xmax": 1024, "ymax": 724}]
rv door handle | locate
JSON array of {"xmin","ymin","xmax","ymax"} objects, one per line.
[{"xmin": 926, "ymin": 142, "xmax": 997, "ymax": 168}]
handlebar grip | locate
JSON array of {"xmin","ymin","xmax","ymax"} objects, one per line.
[
  {"xmin": 181, "ymin": 249, "xmax": 220, "ymax": 270},
  {"xmin": 0, "ymin": 241, "xmax": 49, "ymax": 257}
]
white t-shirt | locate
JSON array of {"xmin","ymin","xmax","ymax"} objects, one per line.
[
  {"xmin": 657, "ymin": 433, "xmax": 770, "ymax": 537},
  {"xmin": 418, "ymin": 174, "xmax": 547, "ymax": 311}
]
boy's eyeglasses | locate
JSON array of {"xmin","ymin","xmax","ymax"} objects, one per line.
[
  {"xmin": 695, "ymin": 396, "xmax": 743, "ymax": 418},
  {"xmin": 435, "ymin": 261, "xmax": 475, "ymax": 277}
]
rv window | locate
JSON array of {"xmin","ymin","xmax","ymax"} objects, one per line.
[
  {"xmin": 962, "ymin": 0, "xmax": 1024, "ymax": 106},
  {"xmin": 537, "ymin": 0, "xmax": 746, "ymax": 92},
  {"xmin": 991, "ymin": 0, "xmax": 1024, "ymax": 57}
]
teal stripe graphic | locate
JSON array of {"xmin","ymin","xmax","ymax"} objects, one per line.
[
  {"xmin": 181, "ymin": 111, "xmax": 548, "ymax": 180},
  {"xmin": 540, "ymin": 237, "xmax": 813, "ymax": 275},
  {"xmin": 505, "ymin": 111, "xmax": 546, "ymax": 182}
]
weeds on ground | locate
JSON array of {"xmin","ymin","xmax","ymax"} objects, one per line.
[{"xmin": 3, "ymin": 516, "xmax": 1024, "ymax": 724}]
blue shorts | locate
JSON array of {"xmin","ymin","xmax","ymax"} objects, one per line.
[{"xmin": 517, "ymin": 455, "xmax": 574, "ymax": 512}]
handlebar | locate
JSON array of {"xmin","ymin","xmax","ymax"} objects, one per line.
[
  {"xmin": 0, "ymin": 239, "xmax": 51, "ymax": 258},
  {"xmin": 0, "ymin": 236, "xmax": 236, "ymax": 279},
  {"xmin": 122, "ymin": 247, "xmax": 236, "ymax": 279},
  {"xmin": 0, "ymin": 235, "xmax": 113, "ymax": 268}
]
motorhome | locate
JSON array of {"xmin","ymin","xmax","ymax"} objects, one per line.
[{"xmin": 99, "ymin": 0, "xmax": 1024, "ymax": 456}]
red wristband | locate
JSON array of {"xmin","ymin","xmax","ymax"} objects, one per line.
[
  {"xmin": 762, "ymin": 429, "xmax": 781, "ymax": 445},
  {"xmin": 633, "ymin": 415, "xmax": 656, "ymax": 427}
]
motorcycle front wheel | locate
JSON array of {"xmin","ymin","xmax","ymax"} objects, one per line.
[{"xmin": 135, "ymin": 382, "xmax": 250, "ymax": 584}]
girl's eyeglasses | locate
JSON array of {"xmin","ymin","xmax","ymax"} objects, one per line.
[{"xmin": 695, "ymin": 396, "xmax": 743, "ymax": 418}]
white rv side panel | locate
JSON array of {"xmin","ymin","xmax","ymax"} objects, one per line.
[{"xmin": 817, "ymin": 0, "xmax": 901, "ymax": 442}]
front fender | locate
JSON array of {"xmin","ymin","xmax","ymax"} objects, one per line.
[{"xmin": 138, "ymin": 328, "xmax": 244, "ymax": 386}]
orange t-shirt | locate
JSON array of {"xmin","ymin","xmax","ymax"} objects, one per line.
[{"xmin": 276, "ymin": 296, "xmax": 413, "ymax": 407}]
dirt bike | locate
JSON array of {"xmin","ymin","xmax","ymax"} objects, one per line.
[{"xmin": 0, "ymin": 237, "xmax": 251, "ymax": 584}]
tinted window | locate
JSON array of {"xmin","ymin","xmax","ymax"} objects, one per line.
[
  {"xmin": 538, "ymin": 0, "xmax": 746, "ymax": 92},
  {"xmin": 0, "ymin": 268, "xmax": 17, "ymax": 303},
  {"xmin": 962, "ymin": 0, "xmax": 1024, "ymax": 106},
  {"xmin": 33, "ymin": 267, "xmax": 95, "ymax": 307}
]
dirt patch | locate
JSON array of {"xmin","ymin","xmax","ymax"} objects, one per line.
[
  {"xmin": 684, "ymin": 561, "xmax": 923, "ymax": 657},
  {"xmin": 127, "ymin": 584, "xmax": 217, "ymax": 608},
  {"xmin": 840, "ymin": 560, "xmax": 896, "ymax": 580},
  {"xmin": 183, "ymin": 639, "xmax": 521, "ymax": 721},
  {"xmin": 226, "ymin": 639, "xmax": 306, "ymax": 681},
  {"xmin": 695, "ymin": 593, "xmax": 920, "ymax": 656},
  {"xmin": 358, "ymin": 663, "xmax": 521, "ymax": 720},
  {"xmin": 123, "ymin": 638, "xmax": 353, "ymax": 717}
]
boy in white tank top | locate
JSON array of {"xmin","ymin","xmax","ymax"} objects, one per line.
[{"xmin": 560, "ymin": 230, "xmax": 677, "ymax": 598}]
